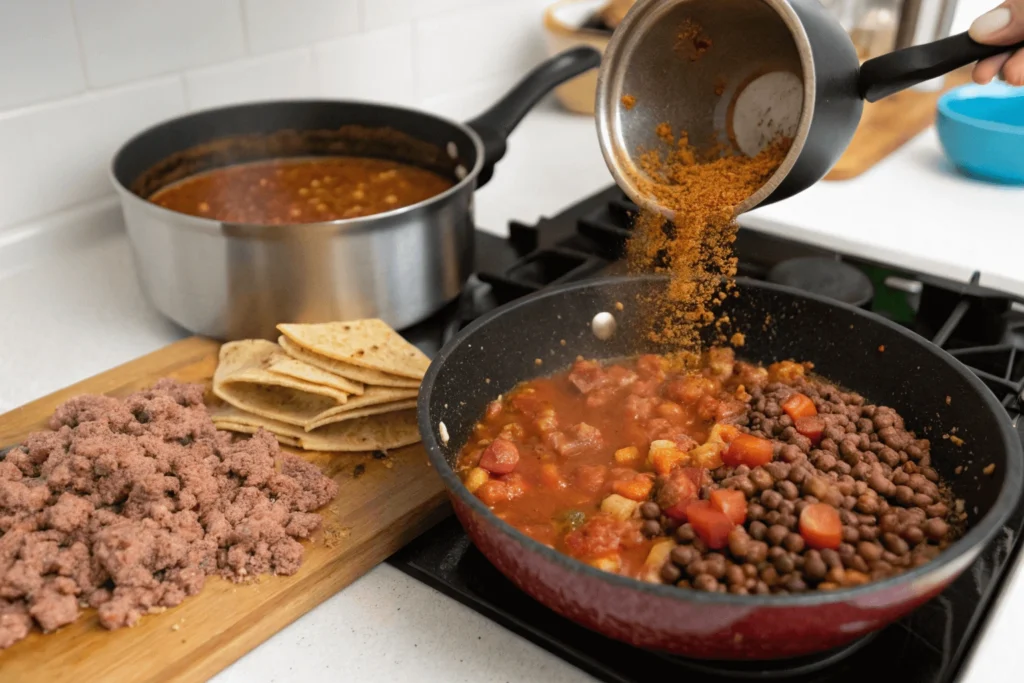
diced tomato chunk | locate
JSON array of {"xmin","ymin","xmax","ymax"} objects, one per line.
[
  {"xmin": 722, "ymin": 434, "xmax": 774, "ymax": 467},
  {"xmin": 685, "ymin": 501, "xmax": 735, "ymax": 549},
  {"xmin": 479, "ymin": 438, "xmax": 519, "ymax": 474},
  {"xmin": 799, "ymin": 503, "xmax": 843, "ymax": 550},
  {"xmin": 795, "ymin": 415, "xmax": 825, "ymax": 445},
  {"xmin": 782, "ymin": 392, "xmax": 817, "ymax": 421},
  {"xmin": 612, "ymin": 475, "xmax": 654, "ymax": 502},
  {"xmin": 661, "ymin": 498, "xmax": 691, "ymax": 521},
  {"xmin": 709, "ymin": 489, "xmax": 748, "ymax": 525}
]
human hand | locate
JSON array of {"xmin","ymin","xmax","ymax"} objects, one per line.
[{"xmin": 970, "ymin": 2, "xmax": 1024, "ymax": 85}]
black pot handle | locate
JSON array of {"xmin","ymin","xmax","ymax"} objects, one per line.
[
  {"xmin": 860, "ymin": 31, "xmax": 1024, "ymax": 102},
  {"xmin": 467, "ymin": 46, "xmax": 602, "ymax": 186}
]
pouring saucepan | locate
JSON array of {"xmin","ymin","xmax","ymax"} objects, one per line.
[
  {"xmin": 595, "ymin": 0, "xmax": 1024, "ymax": 217},
  {"xmin": 111, "ymin": 47, "xmax": 601, "ymax": 341},
  {"xmin": 417, "ymin": 274, "xmax": 1023, "ymax": 659}
]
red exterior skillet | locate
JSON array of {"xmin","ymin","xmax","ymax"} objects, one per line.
[{"xmin": 417, "ymin": 275, "xmax": 1023, "ymax": 660}]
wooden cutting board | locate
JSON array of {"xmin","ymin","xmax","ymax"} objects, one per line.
[
  {"xmin": 825, "ymin": 68, "xmax": 972, "ymax": 181},
  {"xmin": 0, "ymin": 336, "xmax": 450, "ymax": 682}
]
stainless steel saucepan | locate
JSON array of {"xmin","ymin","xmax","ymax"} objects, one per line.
[{"xmin": 111, "ymin": 47, "xmax": 601, "ymax": 341}]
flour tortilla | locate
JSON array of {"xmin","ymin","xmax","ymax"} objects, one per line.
[
  {"xmin": 267, "ymin": 351, "xmax": 365, "ymax": 396},
  {"xmin": 277, "ymin": 320, "xmax": 430, "ymax": 380},
  {"xmin": 215, "ymin": 340, "xmax": 349, "ymax": 403},
  {"xmin": 213, "ymin": 342, "xmax": 341, "ymax": 427},
  {"xmin": 304, "ymin": 386, "xmax": 419, "ymax": 431},
  {"xmin": 212, "ymin": 420, "xmax": 302, "ymax": 448},
  {"xmin": 304, "ymin": 399, "xmax": 418, "ymax": 431},
  {"xmin": 211, "ymin": 404, "xmax": 421, "ymax": 452},
  {"xmin": 210, "ymin": 404, "xmax": 306, "ymax": 440},
  {"xmin": 278, "ymin": 336, "xmax": 420, "ymax": 389}
]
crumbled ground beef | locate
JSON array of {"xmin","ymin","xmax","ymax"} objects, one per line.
[{"xmin": 0, "ymin": 379, "xmax": 338, "ymax": 649}]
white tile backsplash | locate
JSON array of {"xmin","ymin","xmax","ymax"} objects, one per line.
[
  {"xmin": 0, "ymin": 0, "xmax": 558, "ymax": 235},
  {"xmin": 0, "ymin": 1, "xmax": 86, "ymax": 110},
  {"xmin": 315, "ymin": 25, "xmax": 417, "ymax": 106},
  {"xmin": 361, "ymin": 0, "xmax": 487, "ymax": 31},
  {"xmin": 413, "ymin": 0, "xmax": 550, "ymax": 100},
  {"xmin": 243, "ymin": 0, "xmax": 360, "ymax": 55},
  {"xmin": 185, "ymin": 49, "xmax": 319, "ymax": 111},
  {"xmin": 73, "ymin": 0, "xmax": 246, "ymax": 87},
  {"xmin": 0, "ymin": 78, "xmax": 186, "ymax": 229}
]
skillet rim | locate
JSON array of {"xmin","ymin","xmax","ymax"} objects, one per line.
[{"xmin": 418, "ymin": 274, "xmax": 1024, "ymax": 607}]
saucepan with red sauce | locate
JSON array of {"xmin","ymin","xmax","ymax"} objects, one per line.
[
  {"xmin": 110, "ymin": 48, "xmax": 600, "ymax": 341},
  {"xmin": 417, "ymin": 274, "xmax": 1022, "ymax": 660}
]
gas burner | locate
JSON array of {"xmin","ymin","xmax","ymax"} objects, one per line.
[
  {"xmin": 661, "ymin": 634, "xmax": 877, "ymax": 679},
  {"xmin": 394, "ymin": 185, "xmax": 1024, "ymax": 683},
  {"xmin": 767, "ymin": 256, "xmax": 874, "ymax": 307}
]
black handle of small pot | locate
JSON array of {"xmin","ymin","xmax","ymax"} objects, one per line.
[
  {"xmin": 860, "ymin": 31, "xmax": 1024, "ymax": 102},
  {"xmin": 466, "ymin": 47, "xmax": 601, "ymax": 187}
]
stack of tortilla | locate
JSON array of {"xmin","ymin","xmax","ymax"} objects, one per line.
[{"xmin": 210, "ymin": 319, "xmax": 429, "ymax": 452}]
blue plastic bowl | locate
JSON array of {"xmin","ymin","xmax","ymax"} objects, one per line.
[{"xmin": 936, "ymin": 81, "xmax": 1024, "ymax": 184}]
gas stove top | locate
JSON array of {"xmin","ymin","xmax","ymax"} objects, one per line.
[{"xmin": 394, "ymin": 185, "xmax": 1024, "ymax": 683}]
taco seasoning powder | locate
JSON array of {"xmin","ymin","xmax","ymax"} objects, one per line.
[{"xmin": 626, "ymin": 125, "xmax": 791, "ymax": 362}]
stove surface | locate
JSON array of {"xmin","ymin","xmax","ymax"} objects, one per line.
[{"xmin": 392, "ymin": 186, "xmax": 1024, "ymax": 683}]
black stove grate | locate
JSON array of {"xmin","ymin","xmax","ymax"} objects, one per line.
[{"xmin": 391, "ymin": 185, "xmax": 1024, "ymax": 683}]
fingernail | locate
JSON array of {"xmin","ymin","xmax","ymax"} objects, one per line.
[{"xmin": 970, "ymin": 8, "xmax": 1012, "ymax": 38}]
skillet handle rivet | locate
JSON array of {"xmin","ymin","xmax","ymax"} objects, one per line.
[{"xmin": 592, "ymin": 312, "xmax": 617, "ymax": 341}]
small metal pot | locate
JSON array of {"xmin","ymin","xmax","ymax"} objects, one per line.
[
  {"xmin": 595, "ymin": 0, "xmax": 1024, "ymax": 216},
  {"xmin": 111, "ymin": 47, "xmax": 601, "ymax": 341}
]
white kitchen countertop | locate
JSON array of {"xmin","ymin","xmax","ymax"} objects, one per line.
[{"xmin": 3, "ymin": 75, "xmax": 1024, "ymax": 681}]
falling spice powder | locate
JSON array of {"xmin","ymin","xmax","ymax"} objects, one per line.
[{"xmin": 627, "ymin": 124, "xmax": 790, "ymax": 362}]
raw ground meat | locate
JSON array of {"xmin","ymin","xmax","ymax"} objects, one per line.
[{"xmin": 0, "ymin": 379, "xmax": 338, "ymax": 649}]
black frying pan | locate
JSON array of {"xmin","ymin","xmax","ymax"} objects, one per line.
[{"xmin": 417, "ymin": 275, "xmax": 1023, "ymax": 659}]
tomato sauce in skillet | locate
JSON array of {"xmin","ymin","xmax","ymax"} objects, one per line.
[
  {"xmin": 458, "ymin": 348, "xmax": 961, "ymax": 594},
  {"xmin": 150, "ymin": 156, "xmax": 454, "ymax": 224}
]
